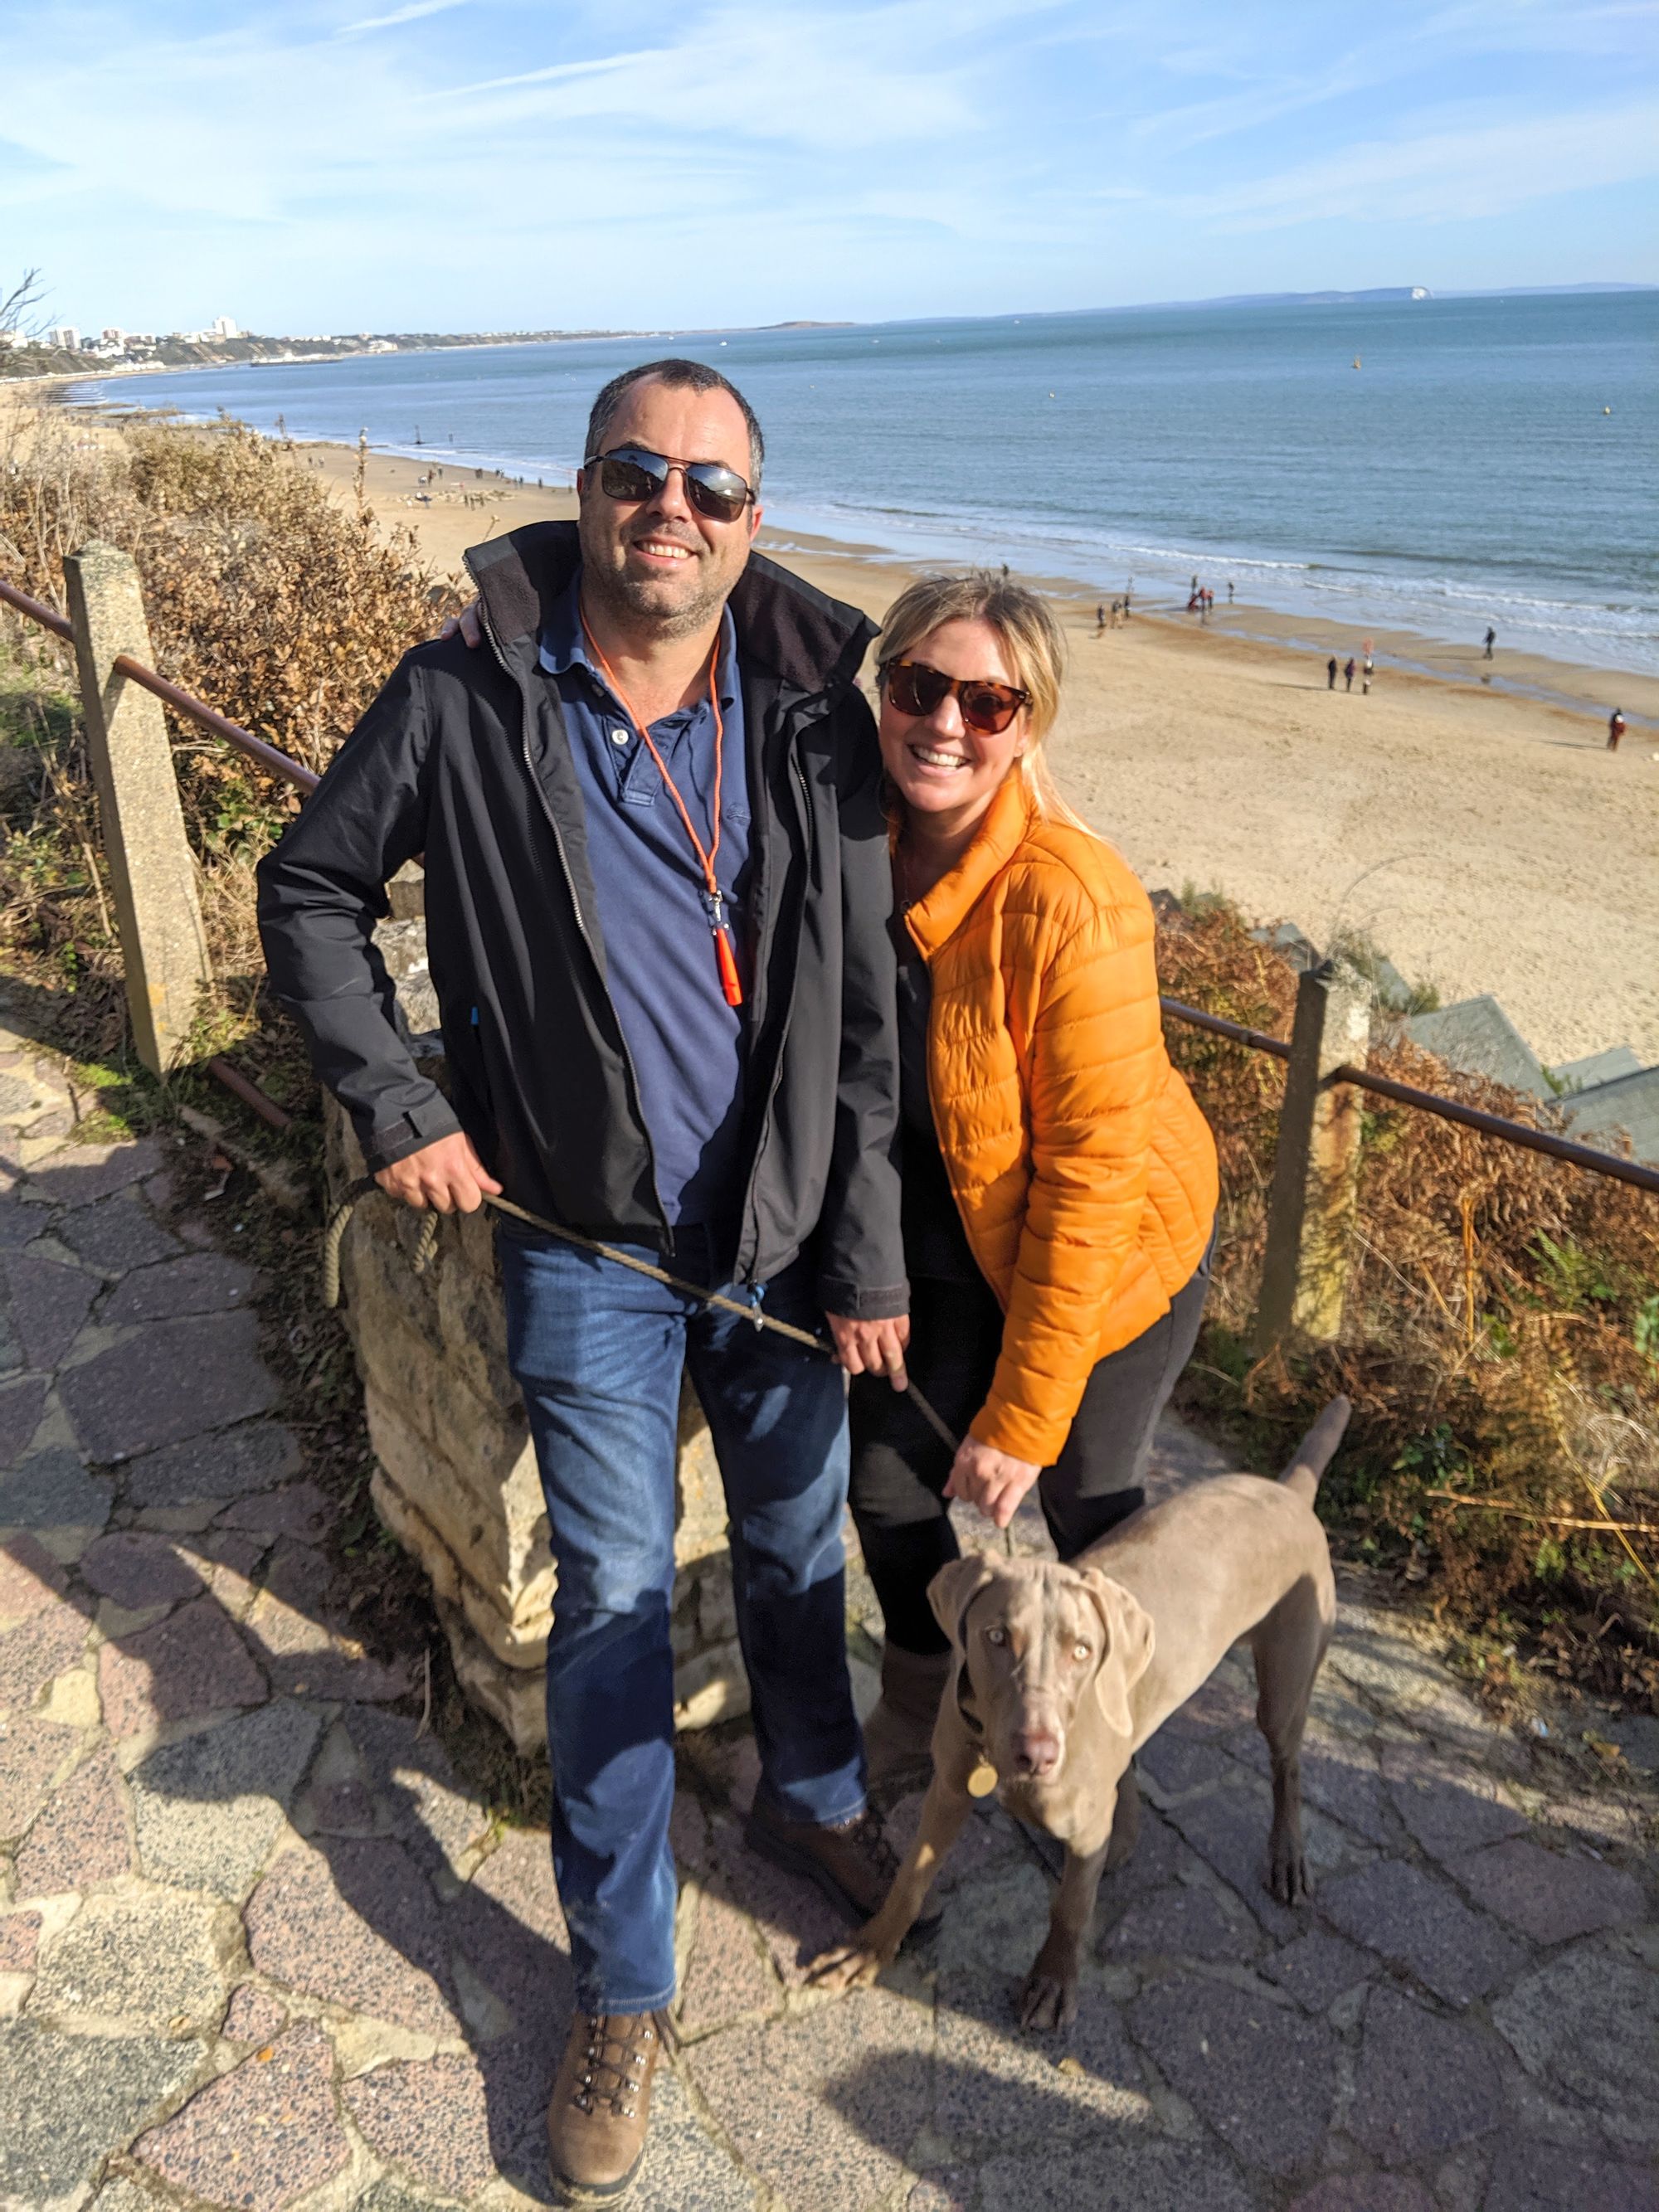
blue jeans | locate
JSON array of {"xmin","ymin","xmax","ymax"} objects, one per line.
[{"xmin": 496, "ymin": 1221, "xmax": 865, "ymax": 2012}]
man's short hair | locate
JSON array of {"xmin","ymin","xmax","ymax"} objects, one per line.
[{"xmin": 585, "ymin": 359, "xmax": 765, "ymax": 489}]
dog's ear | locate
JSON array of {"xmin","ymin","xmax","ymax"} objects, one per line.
[
  {"xmin": 1078, "ymin": 1570, "xmax": 1155, "ymax": 1738},
  {"xmin": 927, "ymin": 1556, "xmax": 998, "ymax": 1655}
]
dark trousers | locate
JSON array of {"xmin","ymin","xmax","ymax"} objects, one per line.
[{"xmin": 849, "ymin": 1243, "xmax": 1212, "ymax": 1655}]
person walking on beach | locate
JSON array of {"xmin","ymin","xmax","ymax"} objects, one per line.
[
  {"xmin": 1362, "ymin": 654, "xmax": 1374, "ymax": 695},
  {"xmin": 1608, "ymin": 708, "xmax": 1627, "ymax": 752},
  {"xmin": 1227, "ymin": 579, "xmax": 1234, "ymax": 604},
  {"xmin": 1344, "ymin": 656, "xmax": 1355, "ymax": 692},
  {"xmin": 1327, "ymin": 655, "xmax": 1338, "ymax": 689},
  {"xmin": 845, "ymin": 573, "xmax": 1218, "ymax": 1783},
  {"xmin": 1096, "ymin": 602, "xmax": 1106, "ymax": 635},
  {"xmin": 259, "ymin": 359, "xmax": 910, "ymax": 2204},
  {"xmin": 1484, "ymin": 625, "xmax": 1496, "ymax": 659}
]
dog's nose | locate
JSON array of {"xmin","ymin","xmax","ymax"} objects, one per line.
[{"xmin": 1012, "ymin": 1729, "xmax": 1061, "ymax": 1777}]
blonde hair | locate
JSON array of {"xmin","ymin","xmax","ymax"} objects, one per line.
[{"xmin": 874, "ymin": 570, "xmax": 1093, "ymax": 832}]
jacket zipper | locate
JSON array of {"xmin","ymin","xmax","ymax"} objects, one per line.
[
  {"xmin": 737, "ymin": 732, "xmax": 814, "ymax": 1279},
  {"xmin": 475, "ymin": 586, "xmax": 672, "ymax": 1240},
  {"xmin": 909, "ymin": 906, "xmax": 995, "ymax": 1305}
]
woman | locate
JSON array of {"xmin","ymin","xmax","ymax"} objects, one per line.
[{"xmin": 839, "ymin": 572, "xmax": 1219, "ymax": 1782}]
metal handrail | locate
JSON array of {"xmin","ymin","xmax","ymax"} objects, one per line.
[
  {"xmin": 0, "ymin": 575, "xmax": 319, "ymax": 793},
  {"xmin": 4, "ymin": 570, "xmax": 1654, "ymax": 1196}
]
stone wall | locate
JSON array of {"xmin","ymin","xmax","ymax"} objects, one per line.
[{"xmin": 323, "ymin": 912, "xmax": 745, "ymax": 1753}]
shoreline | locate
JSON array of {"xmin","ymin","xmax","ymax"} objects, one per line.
[{"xmin": 14, "ymin": 400, "xmax": 1659, "ymax": 1065}]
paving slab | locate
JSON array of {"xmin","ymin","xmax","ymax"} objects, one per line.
[
  {"xmin": 14, "ymin": 1745, "xmax": 130, "ymax": 1897},
  {"xmin": 687, "ymin": 1987, "xmax": 933, "ymax": 2212},
  {"xmin": 977, "ymin": 2134, "xmax": 1256, "ymax": 2211},
  {"xmin": 24, "ymin": 1139, "xmax": 167, "ymax": 1209},
  {"xmin": 135, "ymin": 2019, "xmax": 349, "ymax": 2212},
  {"xmin": 1287, "ymin": 2180, "xmax": 1437, "ymax": 2211},
  {"xmin": 343, "ymin": 1705, "xmax": 491, "ymax": 1881},
  {"xmin": 245, "ymin": 1836, "xmax": 458, "ymax": 2037},
  {"xmin": 80, "ymin": 1529, "xmax": 207, "ymax": 1610},
  {"xmin": 1379, "ymin": 1739, "xmax": 1530, "ymax": 1860},
  {"xmin": 120, "ymin": 1422, "xmax": 302, "ymax": 1510},
  {"xmin": 1319, "ymin": 1856, "xmax": 1525, "ymax": 2005},
  {"xmin": 0, "ymin": 1446, "xmax": 114, "ymax": 1531},
  {"xmin": 1128, "ymin": 1973, "xmax": 1336, "ymax": 2176},
  {"xmin": 1346, "ymin": 1986, "xmax": 1503, "ymax": 2163},
  {"xmin": 934, "ymin": 1959, "xmax": 1150, "ymax": 2149},
  {"xmin": 1262, "ymin": 1926, "xmax": 1375, "ymax": 2012},
  {"xmin": 625, "ymin": 2063, "xmax": 761, "ymax": 2212},
  {"xmin": 0, "ymin": 1908, "xmax": 42, "ymax": 1970},
  {"xmin": 99, "ymin": 1594, "xmax": 269, "ymax": 1738},
  {"xmin": 1448, "ymin": 1835, "xmax": 1647, "ymax": 1945},
  {"xmin": 0, "ymin": 1197, "xmax": 51, "ymax": 1251},
  {"xmin": 0, "ymin": 2018, "xmax": 201, "ymax": 2203},
  {"xmin": 0, "ymin": 1373, "xmax": 50, "ymax": 1470},
  {"xmin": 346, "ymin": 2052, "xmax": 500, "ymax": 2200},
  {"xmin": 1492, "ymin": 1944, "xmax": 1659, "ymax": 2140},
  {"xmin": 4, "ymin": 1254, "xmax": 99, "ymax": 1369},
  {"xmin": 61, "ymin": 1311, "xmax": 278, "ymax": 1461},
  {"xmin": 56, "ymin": 1195, "xmax": 182, "ymax": 1276},
  {"xmin": 1162, "ymin": 1773, "xmax": 1304, "ymax": 1937},
  {"xmin": 32, "ymin": 1888, "xmax": 227, "ymax": 2037},
  {"xmin": 0, "ymin": 1710, "xmax": 80, "ymax": 1835},
  {"xmin": 221, "ymin": 1981, "xmax": 288, "ymax": 2043},
  {"xmin": 0, "ymin": 1441, "xmax": 112, "ymax": 1530},
  {"xmin": 0, "ymin": 1583, "xmax": 90, "ymax": 1705},
  {"xmin": 679, "ymin": 1879, "xmax": 781, "ymax": 2030},
  {"xmin": 103, "ymin": 1252, "xmax": 260, "ymax": 1323},
  {"xmin": 1106, "ymin": 1878, "xmax": 1256, "ymax": 1962},
  {"xmin": 219, "ymin": 1480, "xmax": 340, "ymax": 1546},
  {"xmin": 1480, "ymin": 2137, "xmax": 1659, "ymax": 2210},
  {"xmin": 130, "ymin": 1699, "xmax": 324, "ymax": 1898},
  {"xmin": 0, "ymin": 1529, "xmax": 70, "ymax": 1624}
]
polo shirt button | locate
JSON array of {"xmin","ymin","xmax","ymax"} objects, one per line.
[{"xmin": 609, "ymin": 726, "xmax": 628, "ymax": 746}]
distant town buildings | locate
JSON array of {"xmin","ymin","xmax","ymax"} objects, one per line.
[
  {"xmin": 210, "ymin": 314, "xmax": 239, "ymax": 338},
  {"xmin": 48, "ymin": 325, "xmax": 80, "ymax": 352}
]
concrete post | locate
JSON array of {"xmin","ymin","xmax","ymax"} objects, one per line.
[
  {"xmin": 63, "ymin": 542, "xmax": 211, "ymax": 1076},
  {"xmin": 1255, "ymin": 959, "xmax": 1372, "ymax": 1353}
]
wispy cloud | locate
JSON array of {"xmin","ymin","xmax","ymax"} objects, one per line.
[{"xmin": 341, "ymin": 0, "xmax": 469, "ymax": 32}]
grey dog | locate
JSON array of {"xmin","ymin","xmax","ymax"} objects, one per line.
[{"xmin": 812, "ymin": 1398, "xmax": 1351, "ymax": 2030}]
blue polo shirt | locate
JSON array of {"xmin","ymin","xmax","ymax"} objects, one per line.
[{"xmin": 538, "ymin": 574, "xmax": 752, "ymax": 1231}]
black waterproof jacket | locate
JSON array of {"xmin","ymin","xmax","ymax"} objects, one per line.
[{"xmin": 255, "ymin": 522, "xmax": 907, "ymax": 1320}]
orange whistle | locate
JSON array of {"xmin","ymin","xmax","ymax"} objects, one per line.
[{"xmin": 714, "ymin": 926, "xmax": 743, "ymax": 1009}]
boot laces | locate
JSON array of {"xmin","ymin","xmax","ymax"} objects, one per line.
[
  {"xmin": 571, "ymin": 2012, "xmax": 656, "ymax": 2118},
  {"xmin": 832, "ymin": 1806, "xmax": 901, "ymax": 1885}
]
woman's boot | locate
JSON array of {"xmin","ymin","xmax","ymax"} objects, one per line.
[{"xmin": 863, "ymin": 1642, "xmax": 953, "ymax": 1791}]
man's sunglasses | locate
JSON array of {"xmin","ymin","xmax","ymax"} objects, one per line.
[
  {"xmin": 882, "ymin": 659, "xmax": 1029, "ymax": 737},
  {"xmin": 584, "ymin": 444, "xmax": 755, "ymax": 525}
]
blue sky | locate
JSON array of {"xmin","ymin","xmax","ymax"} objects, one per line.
[{"xmin": 4, "ymin": 0, "xmax": 1657, "ymax": 333}]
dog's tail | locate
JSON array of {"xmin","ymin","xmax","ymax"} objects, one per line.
[{"xmin": 1279, "ymin": 1396, "xmax": 1352, "ymax": 1505}]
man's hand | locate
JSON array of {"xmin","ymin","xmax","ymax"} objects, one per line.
[
  {"xmin": 944, "ymin": 1437, "xmax": 1042, "ymax": 1529},
  {"xmin": 375, "ymin": 1132, "xmax": 502, "ymax": 1214},
  {"xmin": 437, "ymin": 600, "xmax": 484, "ymax": 649},
  {"xmin": 826, "ymin": 1312, "xmax": 911, "ymax": 1391}
]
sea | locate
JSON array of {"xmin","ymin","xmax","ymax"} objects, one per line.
[{"xmin": 71, "ymin": 291, "xmax": 1659, "ymax": 678}]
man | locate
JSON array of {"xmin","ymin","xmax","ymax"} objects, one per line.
[
  {"xmin": 258, "ymin": 360, "xmax": 910, "ymax": 2202},
  {"xmin": 1484, "ymin": 625, "xmax": 1497, "ymax": 659},
  {"xmin": 1608, "ymin": 707, "xmax": 1626, "ymax": 751},
  {"xmin": 1326, "ymin": 654, "xmax": 1338, "ymax": 689}
]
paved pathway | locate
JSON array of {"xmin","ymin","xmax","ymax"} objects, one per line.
[{"xmin": 0, "ymin": 1028, "xmax": 1655, "ymax": 2212}]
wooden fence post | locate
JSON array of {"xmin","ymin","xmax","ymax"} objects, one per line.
[
  {"xmin": 62, "ymin": 541, "xmax": 211, "ymax": 1077},
  {"xmin": 1254, "ymin": 958, "xmax": 1372, "ymax": 1354}
]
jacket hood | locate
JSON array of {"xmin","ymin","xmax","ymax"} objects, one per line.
[{"xmin": 465, "ymin": 518, "xmax": 878, "ymax": 699}]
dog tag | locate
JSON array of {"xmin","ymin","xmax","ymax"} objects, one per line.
[{"xmin": 966, "ymin": 1760, "xmax": 999, "ymax": 1798}]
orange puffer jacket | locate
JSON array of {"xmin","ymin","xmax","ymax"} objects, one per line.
[{"xmin": 906, "ymin": 775, "xmax": 1219, "ymax": 1466}]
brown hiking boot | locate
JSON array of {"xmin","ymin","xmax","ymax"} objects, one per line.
[
  {"xmin": 547, "ymin": 2010, "xmax": 665, "ymax": 2203},
  {"xmin": 862, "ymin": 1643, "xmax": 951, "ymax": 1792},
  {"xmin": 744, "ymin": 1798, "xmax": 941, "ymax": 1935}
]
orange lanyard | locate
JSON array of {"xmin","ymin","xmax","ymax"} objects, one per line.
[{"xmin": 579, "ymin": 614, "xmax": 743, "ymax": 1008}]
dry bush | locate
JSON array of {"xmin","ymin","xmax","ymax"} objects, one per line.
[
  {"xmin": 1159, "ymin": 897, "xmax": 1659, "ymax": 1704},
  {"xmin": 0, "ymin": 409, "xmax": 455, "ymax": 1048}
]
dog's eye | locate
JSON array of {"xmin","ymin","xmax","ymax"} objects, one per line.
[
  {"xmin": 1072, "ymin": 1641, "xmax": 1091, "ymax": 1662},
  {"xmin": 985, "ymin": 1626, "xmax": 1007, "ymax": 1646}
]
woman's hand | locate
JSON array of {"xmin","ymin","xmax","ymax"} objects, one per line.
[
  {"xmin": 944, "ymin": 1437, "xmax": 1042, "ymax": 1529},
  {"xmin": 826, "ymin": 1313, "xmax": 910, "ymax": 1391},
  {"xmin": 437, "ymin": 600, "xmax": 484, "ymax": 648}
]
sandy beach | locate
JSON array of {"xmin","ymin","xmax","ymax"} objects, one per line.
[
  {"xmin": 12, "ymin": 396, "xmax": 1658, "ymax": 1069},
  {"xmin": 282, "ymin": 436, "xmax": 1658, "ymax": 1071}
]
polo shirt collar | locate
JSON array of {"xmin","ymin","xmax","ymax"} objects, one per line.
[{"xmin": 538, "ymin": 570, "xmax": 740, "ymax": 714}]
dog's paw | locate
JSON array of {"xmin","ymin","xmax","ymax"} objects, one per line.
[
  {"xmin": 806, "ymin": 1940, "xmax": 887, "ymax": 1993},
  {"xmin": 1019, "ymin": 1969, "xmax": 1079, "ymax": 2033},
  {"xmin": 1268, "ymin": 1840, "xmax": 1312, "ymax": 1906}
]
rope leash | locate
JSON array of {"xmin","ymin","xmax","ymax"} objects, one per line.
[{"xmin": 322, "ymin": 1177, "xmax": 963, "ymax": 1455}]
